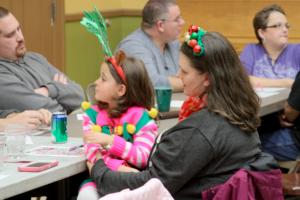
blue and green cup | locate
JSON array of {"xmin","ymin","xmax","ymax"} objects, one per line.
[{"xmin": 155, "ymin": 87, "xmax": 172, "ymax": 112}]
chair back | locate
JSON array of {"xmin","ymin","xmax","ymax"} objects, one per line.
[{"xmin": 86, "ymin": 83, "xmax": 97, "ymax": 104}]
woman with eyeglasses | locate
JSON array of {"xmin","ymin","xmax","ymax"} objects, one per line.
[
  {"xmin": 240, "ymin": 4, "xmax": 300, "ymax": 88},
  {"xmin": 241, "ymin": 4, "xmax": 300, "ymax": 162},
  {"xmin": 86, "ymin": 26, "xmax": 282, "ymax": 200}
]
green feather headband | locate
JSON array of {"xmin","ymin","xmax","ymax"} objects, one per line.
[
  {"xmin": 80, "ymin": 6, "xmax": 126, "ymax": 82},
  {"xmin": 184, "ymin": 25, "xmax": 207, "ymax": 56}
]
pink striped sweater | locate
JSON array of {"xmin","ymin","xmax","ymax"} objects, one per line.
[{"xmin": 82, "ymin": 105, "xmax": 158, "ymax": 171}]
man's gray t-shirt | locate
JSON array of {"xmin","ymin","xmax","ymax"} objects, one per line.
[{"xmin": 117, "ymin": 28, "xmax": 180, "ymax": 88}]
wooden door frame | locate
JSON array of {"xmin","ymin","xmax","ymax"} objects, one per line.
[{"xmin": 1, "ymin": 0, "xmax": 65, "ymax": 71}]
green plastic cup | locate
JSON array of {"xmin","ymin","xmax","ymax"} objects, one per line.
[{"xmin": 155, "ymin": 88, "xmax": 172, "ymax": 112}]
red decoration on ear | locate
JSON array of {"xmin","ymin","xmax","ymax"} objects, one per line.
[
  {"xmin": 193, "ymin": 45, "xmax": 201, "ymax": 54},
  {"xmin": 186, "ymin": 24, "xmax": 206, "ymax": 56},
  {"xmin": 188, "ymin": 39, "xmax": 198, "ymax": 48},
  {"xmin": 188, "ymin": 27, "xmax": 193, "ymax": 34},
  {"xmin": 191, "ymin": 25, "xmax": 198, "ymax": 33},
  {"xmin": 188, "ymin": 24, "xmax": 198, "ymax": 34}
]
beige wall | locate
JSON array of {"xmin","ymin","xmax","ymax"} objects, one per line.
[
  {"xmin": 121, "ymin": 0, "xmax": 147, "ymax": 10},
  {"xmin": 178, "ymin": 0, "xmax": 300, "ymax": 53},
  {"xmin": 65, "ymin": 0, "xmax": 147, "ymax": 14},
  {"xmin": 64, "ymin": 0, "xmax": 145, "ymax": 90}
]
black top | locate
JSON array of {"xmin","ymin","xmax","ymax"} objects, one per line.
[
  {"xmin": 288, "ymin": 72, "xmax": 300, "ymax": 114},
  {"xmin": 91, "ymin": 109, "xmax": 277, "ymax": 200},
  {"xmin": 287, "ymin": 72, "xmax": 300, "ymax": 142}
]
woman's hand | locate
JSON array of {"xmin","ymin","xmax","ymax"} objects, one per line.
[{"xmin": 84, "ymin": 132, "xmax": 114, "ymax": 146}]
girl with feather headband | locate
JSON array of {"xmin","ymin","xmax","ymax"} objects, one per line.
[{"xmin": 77, "ymin": 7, "xmax": 159, "ymax": 199}]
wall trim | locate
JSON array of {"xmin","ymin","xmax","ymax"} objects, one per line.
[{"xmin": 66, "ymin": 9, "xmax": 142, "ymax": 22}]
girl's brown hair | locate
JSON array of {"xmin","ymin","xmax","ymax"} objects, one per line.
[
  {"xmin": 98, "ymin": 51, "xmax": 155, "ymax": 118},
  {"xmin": 181, "ymin": 32, "xmax": 260, "ymax": 133}
]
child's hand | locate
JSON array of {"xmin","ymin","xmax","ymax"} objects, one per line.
[
  {"xmin": 117, "ymin": 165, "xmax": 139, "ymax": 173},
  {"xmin": 86, "ymin": 152, "xmax": 103, "ymax": 174},
  {"xmin": 84, "ymin": 132, "xmax": 114, "ymax": 146}
]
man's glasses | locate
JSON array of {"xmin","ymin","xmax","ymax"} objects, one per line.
[
  {"xmin": 265, "ymin": 23, "xmax": 290, "ymax": 30},
  {"xmin": 161, "ymin": 16, "xmax": 184, "ymax": 24}
]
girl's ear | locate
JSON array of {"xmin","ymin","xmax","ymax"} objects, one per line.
[
  {"xmin": 117, "ymin": 84, "xmax": 126, "ymax": 97},
  {"xmin": 203, "ymin": 73, "xmax": 210, "ymax": 87}
]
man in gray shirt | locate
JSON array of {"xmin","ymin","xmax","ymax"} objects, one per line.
[
  {"xmin": 0, "ymin": 7, "xmax": 84, "ymax": 114},
  {"xmin": 117, "ymin": 0, "xmax": 185, "ymax": 92}
]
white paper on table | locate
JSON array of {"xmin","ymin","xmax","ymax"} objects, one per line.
[
  {"xmin": 255, "ymin": 87, "xmax": 285, "ymax": 93},
  {"xmin": 0, "ymin": 126, "xmax": 50, "ymax": 137},
  {"xmin": 27, "ymin": 126, "xmax": 50, "ymax": 136},
  {"xmin": 170, "ymin": 100, "xmax": 184, "ymax": 108},
  {"xmin": 0, "ymin": 174, "xmax": 9, "ymax": 180},
  {"xmin": 256, "ymin": 91, "xmax": 279, "ymax": 98},
  {"xmin": 25, "ymin": 135, "xmax": 33, "ymax": 144},
  {"xmin": 255, "ymin": 87, "xmax": 285, "ymax": 98},
  {"xmin": 25, "ymin": 145, "xmax": 84, "ymax": 157}
]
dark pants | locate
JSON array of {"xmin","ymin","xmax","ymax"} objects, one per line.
[
  {"xmin": 260, "ymin": 128, "xmax": 300, "ymax": 161},
  {"xmin": 259, "ymin": 113, "xmax": 300, "ymax": 161}
]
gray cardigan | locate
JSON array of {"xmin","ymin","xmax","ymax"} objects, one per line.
[
  {"xmin": 0, "ymin": 52, "xmax": 84, "ymax": 114},
  {"xmin": 91, "ymin": 109, "xmax": 276, "ymax": 200}
]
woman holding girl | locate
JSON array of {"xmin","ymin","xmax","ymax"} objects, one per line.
[{"xmin": 85, "ymin": 25, "xmax": 280, "ymax": 199}]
